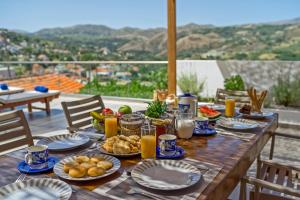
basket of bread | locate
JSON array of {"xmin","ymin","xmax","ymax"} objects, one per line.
[
  {"xmin": 53, "ymin": 153, "xmax": 121, "ymax": 181},
  {"xmin": 100, "ymin": 135, "xmax": 141, "ymax": 157}
]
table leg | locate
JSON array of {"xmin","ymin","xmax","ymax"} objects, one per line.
[
  {"xmin": 45, "ymin": 99, "xmax": 50, "ymax": 115},
  {"xmin": 28, "ymin": 103, "xmax": 32, "ymax": 113}
]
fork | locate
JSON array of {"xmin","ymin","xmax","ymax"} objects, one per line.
[
  {"xmin": 127, "ymin": 188, "xmax": 163, "ymax": 200},
  {"xmin": 15, "ymin": 173, "xmax": 26, "ymax": 183}
]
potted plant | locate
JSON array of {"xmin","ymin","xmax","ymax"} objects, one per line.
[{"xmin": 224, "ymin": 75, "xmax": 245, "ymax": 91}]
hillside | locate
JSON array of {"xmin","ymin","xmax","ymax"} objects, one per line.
[{"xmin": 1, "ymin": 18, "xmax": 300, "ymax": 61}]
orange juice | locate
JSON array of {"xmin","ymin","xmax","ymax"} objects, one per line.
[
  {"xmin": 141, "ymin": 135, "xmax": 156, "ymax": 159},
  {"xmin": 225, "ymin": 98, "xmax": 236, "ymax": 117},
  {"xmin": 105, "ymin": 117, "xmax": 118, "ymax": 138}
]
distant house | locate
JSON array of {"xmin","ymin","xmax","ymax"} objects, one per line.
[
  {"xmin": 115, "ymin": 72, "xmax": 132, "ymax": 80},
  {"xmin": 0, "ymin": 67, "xmax": 16, "ymax": 79},
  {"xmin": 95, "ymin": 65, "xmax": 113, "ymax": 80}
]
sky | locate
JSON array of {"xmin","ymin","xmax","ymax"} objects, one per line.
[{"xmin": 0, "ymin": 0, "xmax": 299, "ymax": 32}]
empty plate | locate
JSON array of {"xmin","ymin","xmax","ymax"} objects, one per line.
[
  {"xmin": 217, "ymin": 117, "xmax": 259, "ymax": 130},
  {"xmin": 0, "ymin": 178, "xmax": 72, "ymax": 200},
  {"xmin": 131, "ymin": 160, "xmax": 201, "ymax": 190},
  {"xmin": 37, "ymin": 134, "xmax": 90, "ymax": 151}
]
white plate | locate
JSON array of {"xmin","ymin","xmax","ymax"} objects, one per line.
[
  {"xmin": 99, "ymin": 142, "xmax": 140, "ymax": 158},
  {"xmin": 54, "ymin": 153, "xmax": 120, "ymax": 181},
  {"xmin": 208, "ymin": 104, "xmax": 225, "ymax": 111},
  {"xmin": 131, "ymin": 160, "xmax": 201, "ymax": 190},
  {"xmin": 217, "ymin": 117, "xmax": 259, "ymax": 130},
  {"xmin": 37, "ymin": 134, "xmax": 90, "ymax": 151},
  {"xmin": 240, "ymin": 112, "xmax": 274, "ymax": 119},
  {"xmin": 0, "ymin": 178, "xmax": 72, "ymax": 200}
]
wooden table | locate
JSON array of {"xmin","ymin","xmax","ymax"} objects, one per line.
[{"xmin": 0, "ymin": 114, "xmax": 278, "ymax": 200}]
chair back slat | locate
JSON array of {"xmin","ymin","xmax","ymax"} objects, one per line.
[
  {"xmin": 215, "ymin": 88, "xmax": 250, "ymax": 107},
  {"xmin": 0, "ymin": 110, "xmax": 33, "ymax": 155},
  {"xmin": 61, "ymin": 95, "xmax": 105, "ymax": 131}
]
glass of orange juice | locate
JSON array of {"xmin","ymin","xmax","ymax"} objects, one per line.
[
  {"xmin": 105, "ymin": 115, "xmax": 118, "ymax": 138},
  {"xmin": 225, "ymin": 96, "xmax": 236, "ymax": 117},
  {"xmin": 141, "ymin": 125, "xmax": 156, "ymax": 159}
]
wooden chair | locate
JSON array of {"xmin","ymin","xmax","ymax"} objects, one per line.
[
  {"xmin": 240, "ymin": 133, "xmax": 300, "ymax": 200},
  {"xmin": 0, "ymin": 110, "xmax": 34, "ymax": 155},
  {"xmin": 215, "ymin": 88, "xmax": 250, "ymax": 107},
  {"xmin": 61, "ymin": 95, "xmax": 105, "ymax": 132}
]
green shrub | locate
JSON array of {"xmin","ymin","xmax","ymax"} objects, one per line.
[
  {"xmin": 177, "ymin": 73, "xmax": 205, "ymax": 96},
  {"xmin": 224, "ymin": 75, "xmax": 245, "ymax": 91},
  {"xmin": 271, "ymin": 74, "xmax": 300, "ymax": 107}
]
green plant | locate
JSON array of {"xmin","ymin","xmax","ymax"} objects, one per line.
[
  {"xmin": 145, "ymin": 101, "xmax": 167, "ymax": 118},
  {"xmin": 177, "ymin": 73, "xmax": 206, "ymax": 95},
  {"xmin": 271, "ymin": 73, "xmax": 300, "ymax": 107},
  {"xmin": 148, "ymin": 68, "xmax": 167, "ymax": 90},
  {"xmin": 224, "ymin": 75, "xmax": 245, "ymax": 91}
]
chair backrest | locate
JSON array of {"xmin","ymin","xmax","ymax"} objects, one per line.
[
  {"xmin": 61, "ymin": 95, "xmax": 105, "ymax": 131},
  {"xmin": 0, "ymin": 110, "xmax": 33, "ymax": 155},
  {"xmin": 215, "ymin": 88, "xmax": 250, "ymax": 107}
]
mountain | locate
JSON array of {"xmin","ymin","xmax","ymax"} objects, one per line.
[{"xmin": 1, "ymin": 17, "xmax": 300, "ymax": 61}]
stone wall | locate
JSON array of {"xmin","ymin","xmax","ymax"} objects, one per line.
[{"xmin": 177, "ymin": 60, "xmax": 300, "ymax": 106}]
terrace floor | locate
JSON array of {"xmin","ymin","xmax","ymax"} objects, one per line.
[{"xmin": 17, "ymin": 94, "xmax": 300, "ymax": 199}]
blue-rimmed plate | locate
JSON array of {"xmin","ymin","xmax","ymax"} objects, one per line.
[
  {"xmin": 37, "ymin": 134, "xmax": 90, "ymax": 151},
  {"xmin": 18, "ymin": 157, "xmax": 59, "ymax": 174},
  {"xmin": 0, "ymin": 178, "xmax": 72, "ymax": 200},
  {"xmin": 193, "ymin": 128, "xmax": 217, "ymax": 136},
  {"xmin": 240, "ymin": 111, "xmax": 274, "ymax": 119},
  {"xmin": 156, "ymin": 146, "xmax": 185, "ymax": 159}
]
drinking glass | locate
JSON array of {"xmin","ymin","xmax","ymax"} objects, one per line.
[
  {"xmin": 105, "ymin": 115, "xmax": 118, "ymax": 138},
  {"xmin": 225, "ymin": 96, "xmax": 236, "ymax": 117},
  {"xmin": 141, "ymin": 125, "xmax": 156, "ymax": 159}
]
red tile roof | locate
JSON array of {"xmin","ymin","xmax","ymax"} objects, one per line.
[{"xmin": 5, "ymin": 74, "xmax": 84, "ymax": 93}]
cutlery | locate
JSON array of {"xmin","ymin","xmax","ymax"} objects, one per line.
[{"xmin": 127, "ymin": 188, "xmax": 163, "ymax": 200}]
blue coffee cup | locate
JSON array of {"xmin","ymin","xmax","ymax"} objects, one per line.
[
  {"xmin": 194, "ymin": 117, "xmax": 209, "ymax": 134},
  {"xmin": 25, "ymin": 145, "xmax": 49, "ymax": 169},
  {"xmin": 159, "ymin": 134, "xmax": 177, "ymax": 156}
]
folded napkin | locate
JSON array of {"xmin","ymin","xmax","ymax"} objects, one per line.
[
  {"xmin": 0, "ymin": 83, "xmax": 8, "ymax": 90},
  {"xmin": 34, "ymin": 85, "xmax": 49, "ymax": 93}
]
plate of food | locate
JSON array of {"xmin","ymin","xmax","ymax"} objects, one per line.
[
  {"xmin": 239, "ymin": 104, "xmax": 273, "ymax": 119},
  {"xmin": 198, "ymin": 106, "xmax": 222, "ymax": 121},
  {"xmin": 217, "ymin": 117, "xmax": 259, "ymax": 130},
  {"xmin": 53, "ymin": 153, "xmax": 120, "ymax": 181},
  {"xmin": 100, "ymin": 135, "xmax": 141, "ymax": 157},
  {"xmin": 37, "ymin": 134, "xmax": 90, "ymax": 151},
  {"xmin": 131, "ymin": 160, "xmax": 201, "ymax": 191}
]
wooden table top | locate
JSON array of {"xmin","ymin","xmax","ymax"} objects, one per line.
[{"xmin": 0, "ymin": 114, "xmax": 278, "ymax": 200}]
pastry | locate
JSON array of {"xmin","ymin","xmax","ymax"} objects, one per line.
[
  {"xmin": 63, "ymin": 161, "xmax": 79, "ymax": 173},
  {"xmin": 69, "ymin": 166, "xmax": 86, "ymax": 178},
  {"xmin": 102, "ymin": 135, "xmax": 141, "ymax": 154},
  {"xmin": 75, "ymin": 155, "xmax": 90, "ymax": 163},
  {"xmin": 113, "ymin": 140, "xmax": 131, "ymax": 154},
  {"xmin": 247, "ymin": 87, "xmax": 268, "ymax": 113},
  {"xmin": 97, "ymin": 160, "xmax": 113, "ymax": 170},
  {"xmin": 87, "ymin": 167, "xmax": 106, "ymax": 177}
]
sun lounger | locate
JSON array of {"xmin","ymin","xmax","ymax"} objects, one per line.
[
  {"xmin": 0, "ymin": 86, "xmax": 25, "ymax": 95},
  {"xmin": 0, "ymin": 90, "xmax": 60, "ymax": 114}
]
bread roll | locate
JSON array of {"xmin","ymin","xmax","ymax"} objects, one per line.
[
  {"xmin": 80, "ymin": 162, "xmax": 96, "ymax": 170},
  {"xmin": 87, "ymin": 167, "xmax": 106, "ymax": 177},
  {"xmin": 75, "ymin": 155, "xmax": 90, "ymax": 163},
  {"xmin": 90, "ymin": 156, "xmax": 105, "ymax": 163},
  {"xmin": 69, "ymin": 166, "xmax": 86, "ymax": 178},
  {"xmin": 63, "ymin": 161, "xmax": 79, "ymax": 173},
  {"xmin": 97, "ymin": 160, "xmax": 113, "ymax": 170}
]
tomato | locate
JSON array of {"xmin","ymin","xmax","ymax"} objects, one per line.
[{"xmin": 102, "ymin": 108, "xmax": 114, "ymax": 115}]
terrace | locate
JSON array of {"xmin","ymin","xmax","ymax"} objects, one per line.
[{"xmin": 0, "ymin": 0, "xmax": 300, "ymax": 199}]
